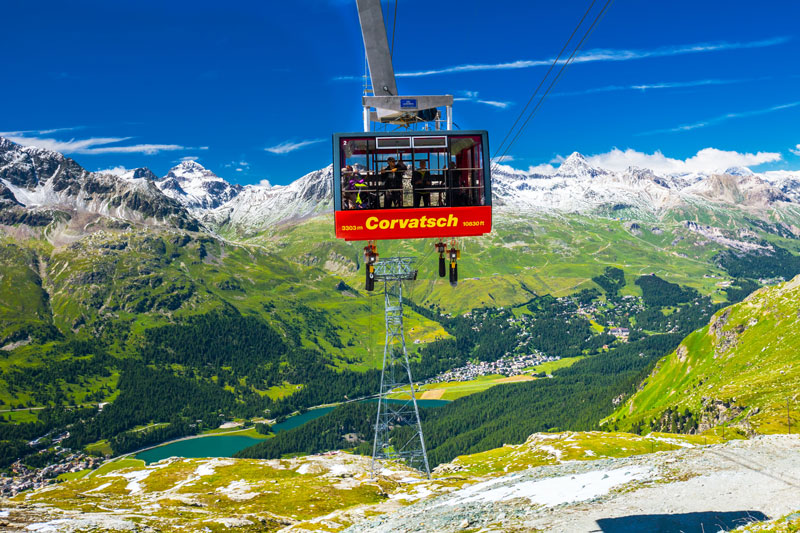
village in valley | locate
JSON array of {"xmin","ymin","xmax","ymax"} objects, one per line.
[
  {"xmin": 424, "ymin": 292, "xmax": 642, "ymax": 387},
  {"xmin": 0, "ymin": 448, "xmax": 102, "ymax": 497},
  {"xmin": 425, "ymin": 351, "xmax": 558, "ymax": 384}
]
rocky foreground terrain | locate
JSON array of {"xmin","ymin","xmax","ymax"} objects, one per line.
[
  {"xmin": 348, "ymin": 435, "xmax": 799, "ymax": 533},
  {"xmin": 0, "ymin": 432, "xmax": 797, "ymax": 532}
]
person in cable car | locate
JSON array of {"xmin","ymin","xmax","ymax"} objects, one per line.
[
  {"xmin": 395, "ymin": 157, "xmax": 408, "ymax": 207},
  {"xmin": 354, "ymin": 177, "xmax": 370, "ymax": 208},
  {"xmin": 381, "ymin": 157, "xmax": 403, "ymax": 208},
  {"xmin": 412, "ymin": 160, "xmax": 432, "ymax": 207},
  {"xmin": 343, "ymin": 165, "xmax": 357, "ymax": 209},
  {"xmin": 445, "ymin": 161, "xmax": 460, "ymax": 207}
]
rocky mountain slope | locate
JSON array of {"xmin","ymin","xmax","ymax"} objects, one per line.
[
  {"xmin": 2, "ymin": 432, "xmax": 797, "ymax": 532},
  {"xmin": 0, "ymin": 138, "xmax": 198, "ymax": 231},
  {"xmin": 156, "ymin": 160, "xmax": 242, "ymax": 210},
  {"xmin": 202, "ymin": 165, "xmax": 334, "ymax": 236},
  {"xmin": 606, "ymin": 274, "xmax": 800, "ymax": 436},
  {"xmin": 491, "ymin": 152, "xmax": 800, "ymax": 221}
]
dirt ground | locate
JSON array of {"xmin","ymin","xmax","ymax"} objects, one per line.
[
  {"xmin": 345, "ymin": 435, "xmax": 800, "ymax": 532},
  {"xmin": 495, "ymin": 375, "xmax": 535, "ymax": 384}
]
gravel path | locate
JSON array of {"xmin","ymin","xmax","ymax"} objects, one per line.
[{"xmin": 344, "ymin": 435, "xmax": 800, "ymax": 532}]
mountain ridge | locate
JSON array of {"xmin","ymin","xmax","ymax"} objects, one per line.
[{"xmin": 4, "ymin": 136, "xmax": 800, "ymax": 238}]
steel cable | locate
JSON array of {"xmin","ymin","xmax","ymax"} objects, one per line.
[
  {"xmin": 493, "ymin": 0, "xmax": 614, "ymax": 172},
  {"xmin": 490, "ymin": 0, "xmax": 598, "ymax": 168}
]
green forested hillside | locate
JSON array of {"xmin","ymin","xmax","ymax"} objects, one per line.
[
  {"xmin": 0, "ymin": 227, "xmax": 443, "ymax": 464},
  {"xmin": 606, "ymin": 275, "xmax": 800, "ymax": 435}
]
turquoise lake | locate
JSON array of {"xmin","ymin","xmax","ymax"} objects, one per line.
[
  {"xmin": 135, "ymin": 399, "xmax": 448, "ymax": 464},
  {"xmin": 135, "ymin": 435, "xmax": 263, "ymax": 464}
]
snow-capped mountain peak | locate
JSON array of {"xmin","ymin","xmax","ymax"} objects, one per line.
[
  {"xmin": 723, "ymin": 166, "xmax": 754, "ymax": 177},
  {"xmin": 555, "ymin": 152, "xmax": 605, "ymax": 179},
  {"xmin": 167, "ymin": 160, "xmax": 215, "ymax": 179},
  {"xmin": 156, "ymin": 161, "xmax": 242, "ymax": 209}
]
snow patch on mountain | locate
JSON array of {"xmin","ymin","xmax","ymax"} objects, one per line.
[{"xmin": 203, "ymin": 165, "xmax": 333, "ymax": 234}]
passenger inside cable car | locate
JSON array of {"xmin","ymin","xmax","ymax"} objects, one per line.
[{"xmin": 336, "ymin": 132, "xmax": 489, "ymax": 211}]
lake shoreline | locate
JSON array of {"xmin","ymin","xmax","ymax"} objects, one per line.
[{"xmin": 110, "ymin": 397, "xmax": 450, "ymax": 465}]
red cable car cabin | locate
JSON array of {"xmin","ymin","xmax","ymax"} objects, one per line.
[{"xmin": 332, "ymin": 130, "xmax": 492, "ymax": 241}]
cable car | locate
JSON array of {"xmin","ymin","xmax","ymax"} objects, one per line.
[
  {"xmin": 334, "ymin": 0, "xmax": 493, "ymax": 289},
  {"xmin": 333, "ymin": 130, "xmax": 492, "ymax": 288},
  {"xmin": 333, "ymin": 130, "xmax": 492, "ymax": 240}
]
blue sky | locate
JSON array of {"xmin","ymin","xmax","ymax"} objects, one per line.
[{"xmin": 2, "ymin": 0, "xmax": 799, "ymax": 184}]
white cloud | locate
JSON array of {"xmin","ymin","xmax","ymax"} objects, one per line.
[
  {"xmin": 478, "ymin": 99, "xmax": 512, "ymax": 109},
  {"xmin": 264, "ymin": 139, "xmax": 324, "ymax": 154},
  {"xmin": 224, "ymin": 160, "xmax": 250, "ymax": 171},
  {"xmin": 790, "ymin": 144, "xmax": 800, "ymax": 156},
  {"xmin": 455, "ymin": 91, "xmax": 512, "ymax": 109},
  {"xmin": 1, "ymin": 133, "xmax": 187, "ymax": 155},
  {"xmin": 527, "ymin": 163, "xmax": 558, "ymax": 175},
  {"xmin": 97, "ymin": 166, "xmax": 130, "ymax": 176},
  {"xmin": 394, "ymin": 37, "xmax": 790, "ymax": 78},
  {"xmin": 582, "ymin": 147, "xmax": 782, "ymax": 174},
  {"xmin": 492, "ymin": 155, "xmax": 514, "ymax": 163},
  {"xmin": 0, "ymin": 126, "xmax": 84, "ymax": 136},
  {"xmin": 494, "ymin": 161, "xmax": 557, "ymax": 175},
  {"xmin": 640, "ymin": 101, "xmax": 800, "ymax": 135},
  {"xmin": 81, "ymin": 143, "xmax": 185, "ymax": 155},
  {"xmin": 179, "ymin": 156, "xmax": 199, "ymax": 162},
  {"xmin": 257, "ymin": 179, "xmax": 272, "ymax": 188}
]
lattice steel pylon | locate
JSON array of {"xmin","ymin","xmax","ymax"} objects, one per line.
[{"xmin": 371, "ymin": 257, "xmax": 431, "ymax": 478}]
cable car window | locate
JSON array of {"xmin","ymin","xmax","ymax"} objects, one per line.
[
  {"xmin": 376, "ymin": 137, "xmax": 411, "ymax": 149},
  {"xmin": 412, "ymin": 136, "xmax": 447, "ymax": 148},
  {"xmin": 449, "ymin": 135, "xmax": 485, "ymax": 207}
]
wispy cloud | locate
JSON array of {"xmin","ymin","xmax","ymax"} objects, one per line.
[
  {"xmin": 1, "ymin": 126, "xmax": 85, "ymax": 136},
  {"xmin": 492, "ymin": 155, "xmax": 515, "ymax": 163},
  {"xmin": 639, "ymin": 101, "xmax": 800, "ymax": 135},
  {"xmin": 265, "ymin": 139, "xmax": 324, "ymax": 154},
  {"xmin": 552, "ymin": 78, "xmax": 757, "ymax": 98},
  {"xmin": 80, "ymin": 143, "xmax": 187, "ymax": 155},
  {"xmin": 454, "ymin": 91, "xmax": 512, "ymax": 109},
  {"xmin": 1, "ymin": 132, "xmax": 189, "ymax": 155},
  {"xmin": 391, "ymin": 37, "xmax": 790, "ymax": 78},
  {"xmin": 790, "ymin": 144, "xmax": 800, "ymax": 156},
  {"xmin": 224, "ymin": 160, "xmax": 251, "ymax": 172}
]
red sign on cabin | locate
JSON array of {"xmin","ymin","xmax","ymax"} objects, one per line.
[{"xmin": 335, "ymin": 206, "xmax": 492, "ymax": 241}]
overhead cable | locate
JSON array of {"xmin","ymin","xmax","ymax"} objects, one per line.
[{"xmin": 491, "ymin": 0, "xmax": 614, "ymax": 173}]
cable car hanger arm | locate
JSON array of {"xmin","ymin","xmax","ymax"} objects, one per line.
[{"xmin": 355, "ymin": 0, "xmax": 453, "ymax": 128}]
